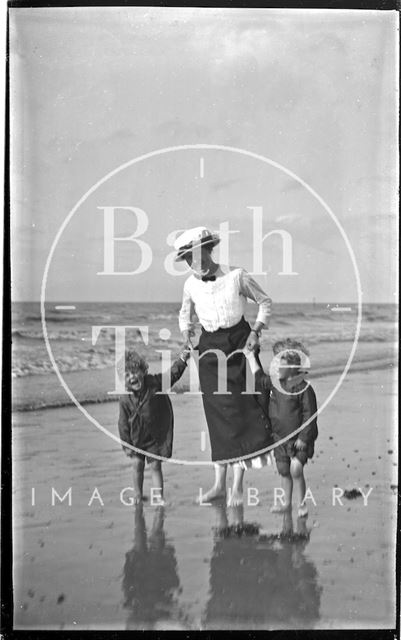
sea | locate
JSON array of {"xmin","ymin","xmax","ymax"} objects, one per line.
[{"xmin": 12, "ymin": 301, "xmax": 397, "ymax": 381}]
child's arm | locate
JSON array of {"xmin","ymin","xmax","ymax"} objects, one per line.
[
  {"xmin": 170, "ymin": 351, "xmax": 190, "ymax": 387},
  {"xmin": 118, "ymin": 399, "xmax": 133, "ymax": 457},
  {"xmin": 151, "ymin": 349, "xmax": 191, "ymax": 392},
  {"xmin": 296, "ymin": 384, "xmax": 318, "ymax": 446},
  {"xmin": 245, "ymin": 349, "xmax": 272, "ymax": 392}
]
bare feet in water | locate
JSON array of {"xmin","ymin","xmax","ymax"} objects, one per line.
[
  {"xmin": 297, "ymin": 504, "xmax": 308, "ymax": 518},
  {"xmin": 270, "ymin": 503, "xmax": 291, "ymax": 514},
  {"xmin": 227, "ymin": 488, "xmax": 244, "ymax": 507},
  {"xmin": 198, "ymin": 486, "xmax": 226, "ymax": 503}
]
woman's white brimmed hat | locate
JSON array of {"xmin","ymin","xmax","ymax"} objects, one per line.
[{"xmin": 174, "ymin": 226, "xmax": 220, "ymax": 262}]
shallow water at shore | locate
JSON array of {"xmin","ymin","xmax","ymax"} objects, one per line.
[
  {"xmin": 12, "ymin": 337, "xmax": 396, "ymax": 412},
  {"xmin": 12, "ymin": 301, "xmax": 397, "ymax": 379},
  {"xmin": 12, "ymin": 369, "xmax": 397, "ymax": 630}
]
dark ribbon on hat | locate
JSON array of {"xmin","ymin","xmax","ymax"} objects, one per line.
[
  {"xmin": 177, "ymin": 235, "xmax": 217, "ymax": 259},
  {"xmin": 201, "ymin": 275, "xmax": 216, "ymax": 282}
]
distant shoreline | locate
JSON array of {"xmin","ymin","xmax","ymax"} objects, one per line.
[{"xmin": 11, "ymin": 300, "xmax": 399, "ymax": 306}]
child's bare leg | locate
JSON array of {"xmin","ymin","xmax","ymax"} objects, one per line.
[
  {"xmin": 132, "ymin": 456, "xmax": 145, "ymax": 503},
  {"xmin": 227, "ymin": 463, "xmax": 244, "ymax": 507},
  {"xmin": 201, "ymin": 464, "xmax": 227, "ymax": 502},
  {"xmin": 231, "ymin": 503, "xmax": 244, "ymax": 526},
  {"xmin": 290, "ymin": 457, "xmax": 307, "ymax": 517},
  {"xmin": 281, "ymin": 509, "xmax": 294, "ymax": 535},
  {"xmin": 149, "ymin": 460, "xmax": 164, "ymax": 504},
  {"xmin": 296, "ymin": 514, "xmax": 308, "ymax": 536},
  {"xmin": 271, "ymin": 461, "xmax": 292, "ymax": 513}
]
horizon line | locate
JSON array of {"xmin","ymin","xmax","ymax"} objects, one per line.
[{"xmin": 11, "ymin": 299, "xmax": 398, "ymax": 305}]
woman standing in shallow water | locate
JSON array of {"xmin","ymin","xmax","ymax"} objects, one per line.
[{"xmin": 175, "ymin": 226, "xmax": 273, "ymax": 506}]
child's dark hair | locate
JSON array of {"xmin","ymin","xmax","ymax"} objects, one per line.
[
  {"xmin": 118, "ymin": 349, "xmax": 149, "ymax": 376},
  {"xmin": 272, "ymin": 338, "xmax": 309, "ymax": 367}
]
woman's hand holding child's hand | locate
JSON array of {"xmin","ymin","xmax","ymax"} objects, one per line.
[
  {"xmin": 245, "ymin": 331, "xmax": 259, "ymax": 353},
  {"xmin": 182, "ymin": 329, "xmax": 195, "ymax": 350},
  {"xmin": 180, "ymin": 347, "xmax": 192, "ymax": 362},
  {"xmin": 244, "ymin": 343, "xmax": 261, "ymax": 374}
]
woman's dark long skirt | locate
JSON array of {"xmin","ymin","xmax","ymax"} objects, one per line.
[{"xmin": 196, "ymin": 316, "xmax": 273, "ymax": 462}]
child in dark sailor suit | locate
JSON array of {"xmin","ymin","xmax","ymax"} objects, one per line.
[
  {"xmin": 246, "ymin": 339, "xmax": 318, "ymax": 518},
  {"xmin": 118, "ymin": 348, "xmax": 190, "ymax": 504}
]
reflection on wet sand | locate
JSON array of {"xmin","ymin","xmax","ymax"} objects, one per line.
[
  {"xmin": 122, "ymin": 504, "xmax": 185, "ymax": 630},
  {"xmin": 121, "ymin": 502, "xmax": 322, "ymax": 630},
  {"xmin": 202, "ymin": 502, "xmax": 322, "ymax": 630}
]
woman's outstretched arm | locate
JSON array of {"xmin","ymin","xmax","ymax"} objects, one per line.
[
  {"xmin": 239, "ymin": 269, "xmax": 272, "ymax": 351},
  {"xmin": 178, "ymin": 283, "xmax": 196, "ymax": 348},
  {"xmin": 239, "ymin": 269, "xmax": 272, "ymax": 330}
]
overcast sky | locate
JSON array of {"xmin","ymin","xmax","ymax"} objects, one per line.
[{"xmin": 10, "ymin": 8, "xmax": 398, "ymax": 303}]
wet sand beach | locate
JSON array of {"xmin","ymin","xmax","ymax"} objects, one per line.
[
  {"xmin": 12, "ymin": 366, "xmax": 397, "ymax": 630},
  {"xmin": 9, "ymin": 2, "xmax": 399, "ymax": 630}
]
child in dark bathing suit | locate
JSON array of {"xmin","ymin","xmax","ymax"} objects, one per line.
[{"xmin": 246, "ymin": 339, "xmax": 318, "ymax": 517}]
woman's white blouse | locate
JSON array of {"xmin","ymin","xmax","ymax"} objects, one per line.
[{"xmin": 178, "ymin": 267, "xmax": 272, "ymax": 333}]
